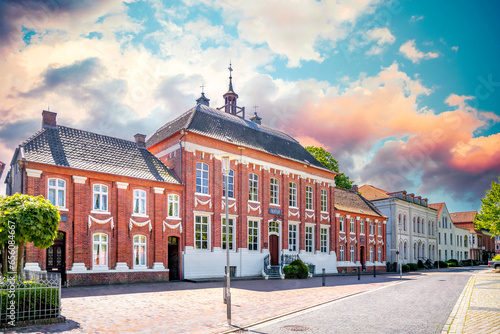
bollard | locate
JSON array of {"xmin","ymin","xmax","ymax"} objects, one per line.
[
  {"xmin": 358, "ymin": 266, "xmax": 361, "ymax": 280},
  {"xmin": 223, "ymin": 275, "xmax": 227, "ymax": 304},
  {"xmin": 322, "ymin": 268, "xmax": 326, "ymax": 286},
  {"xmin": 374, "ymin": 265, "xmax": 376, "ymax": 278}
]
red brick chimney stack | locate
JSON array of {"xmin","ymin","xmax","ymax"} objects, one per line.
[
  {"xmin": 134, "ymin": 133, "xmax": 146, "ymax": 148},
  {"xmin": 352, "ymin": 184, "xmax": 359, "ymax": 193},
  {"xmin": 42, "ymin": 110, "xmax": 57, "ymax": 128}
]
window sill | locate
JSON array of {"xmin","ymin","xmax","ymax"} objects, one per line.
[
  {"xmin": 306, "ymin": 209, "xmax": 314, "ymax": 212},
  {"xmin": 133, "ymin": 266, "xmax": 148, "ymax": 270},
  {"xmin": 248, "ymin": 200, "xmax": 261, "ymax": 205},
  {"xmin": 132, "ymin": 213, "xmax": 149, "ymax": 218},
  {"xmin": 221, "ymin": 197, "xmax": 236, "ymax": 201},
  {"xmin": 269, "ymin": 203, "xmax": 281, "ymax": 207},
  {"xmin": 91, "ymin": 210, "xmax": 111, "ymax": 215},
  {"xmin": 58, "ymin": 207, "xmax": 69, "ymax": 212},
  {"xmin": 166, "ymin": 217, "xmax": 181, "ymax": 220},
  {"xmin": 320, "ymin": 211, "xmax": 329, "ymax": 214},
  {"xmin": 289, "ymin": 206, "xmax": 299, "ymax": 210},
  {"xmin": 195, "ymin": 193, "xmax": 211, "ymax": 197}
]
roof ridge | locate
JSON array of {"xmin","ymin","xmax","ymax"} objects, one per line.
[{"xmin": 57, "ymin": 125, "xmax": 137, "ymax": 145}]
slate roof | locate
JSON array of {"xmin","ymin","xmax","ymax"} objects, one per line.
[
  {"xmin": 147, "ymin": 104, "xmax": 328, "ymax": 171},
  {"xmin": 334, "ymin": 187, "xmax": 386, "ymax": 218},
  {"xmin": 359, "ymin": 185, "xmax": 390, "ymax": 200},
  {"xmin": 20, "ymin": 126, "xmax": 180, "ymax": 184}
]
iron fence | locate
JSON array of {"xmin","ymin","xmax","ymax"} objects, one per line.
[{"xmin": 0, "ymin": 270, "xmax": 61, "ymax": 326}]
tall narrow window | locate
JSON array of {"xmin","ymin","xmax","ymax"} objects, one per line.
[
  {"xmin": 222, "ymin": 218, "xmax": 235, "ymax": 250},
  {"xmin": 288, "ymin": 224, "xmax": 298, "ymax": 252},
  {"xmin": 369, "ymin": 247, "xmax": 373, "ymax": 262},
  {"xmin": 270, "ymin": 178, "xmax": 279, "ymax": 205},
  {"xmin": 350, "ymin": 218, "xmax": 355, "ymax": 233},
  {"xmin": 350, "ymin": 245, "xmax": 355, "ymax": 262},
  {"xmin": 195, "ymin": 215, "xmax": 209, "ymax": 250},
  {"xmin": 320, "ymin": 228, "xmax": 328, "ymax": 253},
  {"xmin": 306, "ymin": 186, "xmax": 313, "ymax": 210},
  {"xmin": 339, "ymin": 217, "xmax": 344, "ymax": 232},
  {"xmin": 196, "ymin": 162, "xmax": 209, "ymax": 194},
  {"xmin": 360, "ymin": 219, "xmax": 365, "ymax": 235},
  {"xmin": 378, "ymin": 222, "xmax": 382, "ymax": 236},
  {"xmin": 369, "ymin": 222, "xmax": 374, "ymax": 235},
  {"xmin": 168, "ymin": 194, "xmax": 180, "ymax": 218},
  {"xmin": 249, "ymin": 173, "xmax": 259, "ymax": 202},
  {"xmin": 305, "ymin": 226, "xmax": 314, "ymax": 253},
  {"xmin": 48, "ymin": 178, "xmax": 66, "ymax": 208},
  {"xmin": 93, "ymin": 233, "xmax": 108, "ymax": 268},
  {"xmin": 378, "ymin": 247, "xmax": 382, "ymax": 262},
  {"xmin": 289, "ymin": 182, "xmax": 297, "ymax": 207},
  {"xmin": 223, "ymin": 169, "xmax": 234, "ymax": 198},
  {"xmin": 133, "ymin": 189, "xmax": 147, "ymax": 215},
  {"xmin": 340, "ymin": 245, "xmax": 345, "ymax": 261},
  {"xmin": 133, "ymin": 235, "xmax": 147, "ymax": 267},
  {"xmin": 93, "ymin": 184, "xmax": 108, "ymax": 211},
  {"xmin": 321, "ymin": 189, "xmax": 327, "ymax": 212},
  {"xmin": 450, "ymin": 233, "xmax": 453, "ymax": 245},
  {"xmin": 248, "ymin": 220, "xmax": 259, "ymax": 251}
]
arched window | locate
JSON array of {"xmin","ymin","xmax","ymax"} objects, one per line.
[
  {"xmin": 93, "ymin": 233, "xmax": 108, "ymax": 268},
  {"xmin": 413, "ymin": 217, "xmax": 416, "ymax": 232},
  {"xmin": 414, "ymin": 243, "xmax": 417, "ymax": 260},
  {"xmin": 48, "ymin": 178, "xmax": 66, "ymax": 208},
  {"xmin": 398, "ymin": 213, "xmax": 402, "ymax": 229},
  {"xmin": 404, "ymin": 241, "xmax": 408, "ymax": 259},
  {"xmin": 404, "ymin": 215, "xmax": 407, "ymax": 231},
  {"xmin": 133, "ymin": 235, "xmax": 147, "ymax": 267},
  {"xmin": 417, "ymin": 217, "xmax": 420, "ymax": 233},
  {"xmin": 93, "ymin": 184, "xmax": 108, "ymax": 211}
]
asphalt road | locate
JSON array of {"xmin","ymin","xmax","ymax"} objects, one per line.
[{"xmin": 245, "ymin": 270, "xmax": 477, "ymax": 334}]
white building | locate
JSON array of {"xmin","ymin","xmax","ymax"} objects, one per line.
[
  {"xmin": 430, "ymin": 202, "xmax": 469, "ymax": 262},
  {"xmin": 360, "ymin": 186, "xmax": 438, "ymax": 264}
]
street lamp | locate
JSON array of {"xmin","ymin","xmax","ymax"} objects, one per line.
[
  {"xmin": 398, "ymin": 221, "xmax": 402, "ymax": 279},
  {"xmin": 221, "ymin": 155, "xmax": 231, "ymax": 326}
]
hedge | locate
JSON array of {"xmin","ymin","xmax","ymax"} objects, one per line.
[
  {"xmin": 283, "ymin": 259, "xmax": 309, "ymax": 279},
  {"xmin": 402, "ymin": 264, "xmax": 410, "ymax": 273},
  {"xmin": 408, "ymin": 263, "xmax": 418, "ymax": 271}
]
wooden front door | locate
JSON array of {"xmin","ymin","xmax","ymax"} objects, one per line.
[
  {"xmin": 168, "ymin": 237, "xmax": 180, "ymax": 281},
  {"xmin": 269, "ymin": 235, "xmax": 279, "ymax": 265},
  {"xmin": 46, "ymin": 231, "xmax": 66, "ymax": 284}
]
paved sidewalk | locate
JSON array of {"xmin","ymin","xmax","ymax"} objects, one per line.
[
  {"xmin": 7, "ymin": 273, "xmax": 409, "ymax": 334},
  {"xmin": 442, "ymin": 269, "xmax": 500, "ymax": 333}
]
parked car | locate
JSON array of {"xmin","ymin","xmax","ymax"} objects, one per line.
[{"xmin": 488, "ymin": 260, "xmax": 500, "ymax": 269}]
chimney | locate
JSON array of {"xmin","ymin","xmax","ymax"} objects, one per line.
[
  {"xmin": 352, "ymin": 184, "xmax": 358, "ymax": 193},
  {"xmin": 42, "ymin": 110, "xmax": 57, "ymax": 128},
  {"xmin": 134, "ymin": 133, "xmax": 146, "ymax": 148}
]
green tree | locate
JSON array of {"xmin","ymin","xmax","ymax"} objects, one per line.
[
  {"xmin": 0, "ymin": 194, "xmax": 60, "ymax": 275},
  {"xmin": 305, "ymin": 146, "xmax": 353, "ymax": 190},
  {"xmin": 474, "ymin": 176, "xmax": 500, "ymax": 235}
]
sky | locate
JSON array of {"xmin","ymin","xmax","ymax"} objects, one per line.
[{"xmin": 0, "ymin": 0, "xmax": 499, "ymax": 213}]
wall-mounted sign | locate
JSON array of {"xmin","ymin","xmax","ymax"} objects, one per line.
[
  {"xmin": 60, "ymin": 216, "xmax": 67, "ymax": 222},
  {"xmin": 269, "ymin": 208, "xmax": 281, "ymax": 215},
  {"xmin": 360, "ymin": 238, "xmax": 365, "ymax": 242}
]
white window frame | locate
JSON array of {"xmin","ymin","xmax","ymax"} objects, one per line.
[
  {"xmin": 378, "ymin": 247, "xmax": 382, "ymax": 262},
  {"xmin": 270, "ymin": 178, "xmax": 279, "ymax": 205},
  {"xmin": 289, "ymin": 182, "xmax": 297, "ymax": 207},
  {"xmin": 92, "ymin": 184, "xmax": 108, "ymax": 212},
  {"xmin": 320, "ymin": 189, "xmax": 327, "ymax": 212},
  {"xmin": 350, "ymin": 245, "xmax": 355, "ymax": 262},
  {"xmin": 248, "ymin": 219, "xmax": 260, "ymax": 251},
  {"xmin": 340, "ymin": 245, "xmax": 345, "ymax": 261},
  {"xmin": 378, "ymin": 222, "xmax": 382, "ymax": 236},
  {"xmin": 350, "ymin": 218, "xmax": 355, "ymax": 234},
  {"xmin": 92, "ymin": 233, "xmax": 108, "ymax": 269},
  {"xmin": 48, "ymin": 178, "xmax": 66, "ymax": 208},
  {"xmin": 288, "ymin": 223, "xmax": 298, "ymax": 252},
  {"xmin": 339, "ymin": 216, "xmax": 345, "ymax": 232},
  {"xmin": 133, "ymin": 189, "xmax": 147, "ymax": 215},
  {"xmin": 305, "ymin": 225, "xmax": 314, "ymax": 253},
  {"xmin": 248, "ymin": 173, "xmax": 259, "ymax": 202},
  {"xmin": 306, "ymin": 186, "xmax": 313, "ymax": 210},
  {"xmin": 320, "ymin": 227, "xmax": 328, "ymax": 253},
  {"xmin": 369, "ymin": 247, "xmax": 374, "ymax": 263},
  {"xmin": 133, "ymin": 235, "xmax": 147, "ymax": 268},
  {"xmin": 223, "ymin": 169, "xmax": 234, "ymax": 198},
  {"xmin": 360, "ymin": 219, "xmax": 365, "ymax": 235},
  {"xmin": 222, "ymin": 217, "xmax": 236, "ymax": 251},
  {"xmin": 194, "ymin": 215, "xmax": 210, "ymax": 250},
  {"xmin": 168, "ymin": 194, "xmax": 180, "ymax": 218},
  {"xmin": 196, "ymin": 162, "xmax": 209, "ymax": 194}
]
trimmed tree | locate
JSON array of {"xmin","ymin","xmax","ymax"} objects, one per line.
[
  {"xmin": 305, "ymin": 146, "xmax": 353, "ymax": 190},
  {"xmin": 474, "ymin": 176, "xmax": 500, "ymax": 235},
  {"xmin": 0, "ymin": 194, "xmax": 60, "ymax": 275}
]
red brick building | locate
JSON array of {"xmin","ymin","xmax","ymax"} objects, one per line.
[
  {"xmin": 6, "ymin": 72, "xmax": 387, "ymax": 283},
  {"xmin": 334, "ymin": 186, "xmax": 387, "ymax": 273},
  {"xmin": 450, "ymin": 211, "xmax": 495, "ymax": 262}
]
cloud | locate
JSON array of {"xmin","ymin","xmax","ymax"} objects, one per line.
[
  {"xmin": 452, "ymin": 46, "xmax": 459, "ymax": 52},
  {"xmin": 399, "ymin": 40, "xmax": 439, "ymax": 63},
  {"xmin": 410, "ymin": 15, "xmax": 424, "ymax": 23},
  {"xmin": 366, "ymin": 27, "xmax": 395, "ymax": 45}
]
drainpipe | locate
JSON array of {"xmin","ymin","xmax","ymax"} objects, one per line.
[{"xmin": 179, "ymin": 130, "xmax": 185, "ymax": 280}]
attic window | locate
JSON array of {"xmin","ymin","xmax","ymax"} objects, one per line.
[
  {"xmin": 304, "ymin": 159, "xmax": 310, "ymax": 164},
  {"xmin": 225, "ymin": 136, "xmax": 233, "ymax": 142}
]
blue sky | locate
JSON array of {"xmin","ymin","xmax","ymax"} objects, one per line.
[{"xmin": 0, "ymin": 0, "xmax": 499, "ymax": 213}]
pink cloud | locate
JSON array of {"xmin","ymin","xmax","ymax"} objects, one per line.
[{"xmin": 399, "ymin": 40, "xmax": 439, "ymax": 63}]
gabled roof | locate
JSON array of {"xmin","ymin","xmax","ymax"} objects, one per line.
[
  {"xmin": 428, "ymin": 203, "xmax": 445, "ymax": 218},
  {"xmin": 334, "ymin": 187, "xmax": 386, "ymax": 218},
  {"xmin": 450, "ymin": 211, "xmax": 477, "ymax": 224},
  {"xmin": 20, "ymin": 126, "xmax": 180, "ymax": 184},
  {"xmin": 147, "ymin": 103, "xmax": 329, "ymax": 171},
  {"xmin": 358, "ymin": 185, "xmax": 390, "ymax": 200}
]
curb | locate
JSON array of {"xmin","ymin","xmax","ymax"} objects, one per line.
[{"xmin": 441, "ymin": 275, "xmax": 475, "ymax": 333}]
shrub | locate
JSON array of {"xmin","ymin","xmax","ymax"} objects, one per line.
[
  {"xmin": 408, "ymin": 263, "xmax": 418, "ymax": 271},
  {"xmin": 284, "ymin": 259, "xmax": 309, "ymax": 279},
  {"xmin": 402, "ymin": 264, "xmax": 410, "ymax": 272},
  {"xmin": 492, "ymin": 255, "xmax": 500, "ymax": 261},
  {"xmin": 448, "ymin": 259, "xmax": 459, "ymax": 266},
  {"xmin": 434, "ymin": 261, "xmax": 448, "ymax": 268},
  {"xmin": 417, "ymin": 260, "xmax": 424, "ymax": 269},
  {"xmin": 473, "ymin": 260, "xmax": 479, "ymax": 266}
]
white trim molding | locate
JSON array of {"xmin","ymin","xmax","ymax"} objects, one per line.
[
  {"xmin": 26, "ymin": 169, "xmax": 42, "ymax": 178},
  {"xmin": 116, "ymin": 182, "xmax": 129, "ymax": 189},
  {"xmin": 153, "ymin": 187, "xmax": 165, "ymax": 194},
  {"xmin": 72, "ymin": 175, "xmax": 87, "ymax": 184}
]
